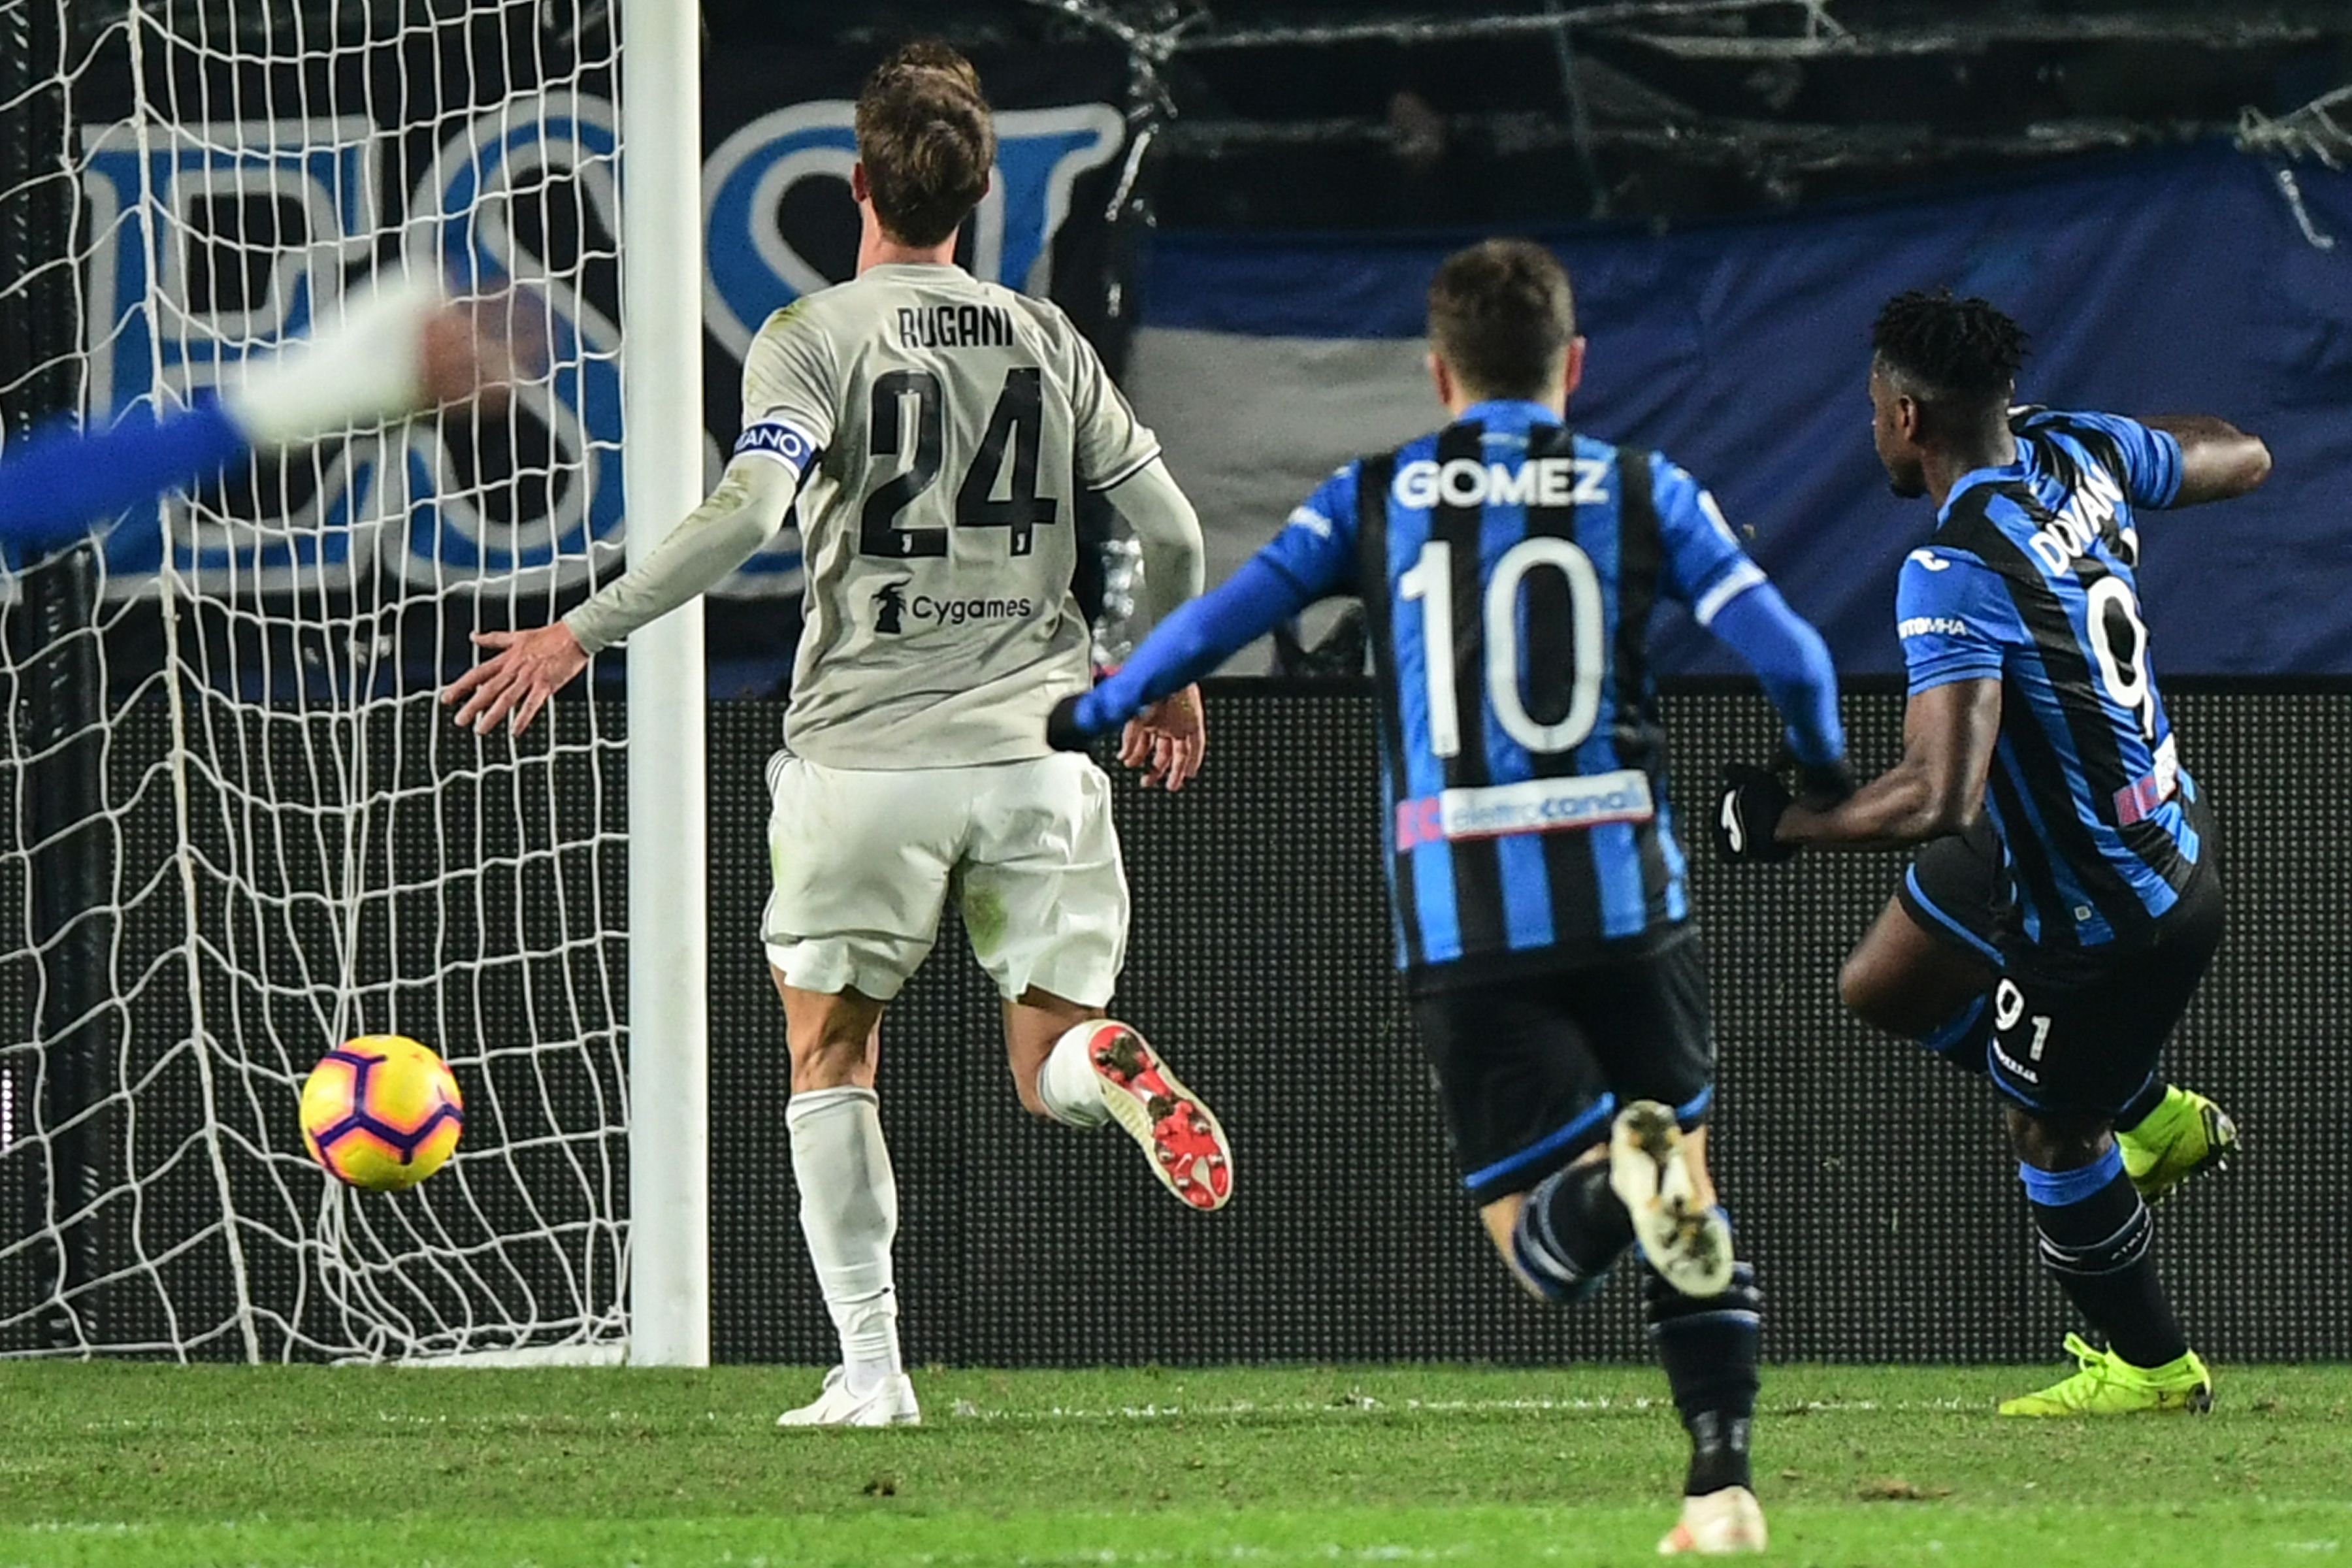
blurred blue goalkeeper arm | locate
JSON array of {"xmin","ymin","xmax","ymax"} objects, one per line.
[
  {"xmin": 0, "ymin": 278, "xmax": 516, "ymax": 555},
  {"xmin": 0, "ymin": 401, "xmax": 250, "ymax": 552},
  {"xmin": 1707, "ymin": 580, "xmax": 1846, "ymax": 772},
  {"xmin": 1052, "ymin": 557, "xmax": 1318, "ymax": 745}
]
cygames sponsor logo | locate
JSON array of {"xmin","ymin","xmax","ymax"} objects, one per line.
[{"xmin": 872, "ymin": 580, "xmax": 1038, "ymax": 634}]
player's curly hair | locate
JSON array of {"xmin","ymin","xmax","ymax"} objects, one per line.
[
  {"xmin": 1871, "ymin": 289, "xmax": 2028, "ymax": 400},
  {"xmin": 856, "ymin": 42, "xmax": 996, "ymax": 249}
]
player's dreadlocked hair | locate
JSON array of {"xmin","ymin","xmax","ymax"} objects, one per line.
[{"xmin": 1870, "ymin": 289, "xmax": 2028, "ymax": 402}]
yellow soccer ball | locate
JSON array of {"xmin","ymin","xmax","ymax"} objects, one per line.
[{"xmin": 299, "ymin": 1035, "xmax": 464, "ymax": 1192}]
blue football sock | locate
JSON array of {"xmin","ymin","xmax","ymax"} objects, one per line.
[{"xmin": 1511, "ymin": 1160, "xmax": 1632, "ymax": 1305}]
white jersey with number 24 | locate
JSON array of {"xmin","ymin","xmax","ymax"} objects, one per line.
[{"xmin": 732, "ymin": 262, "xmax": 1160, "ymax": 770}]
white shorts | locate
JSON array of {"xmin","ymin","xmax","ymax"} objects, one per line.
[{"xmin": 762, "ymin": 751, "xmax": 1130, "ymax": 1005}]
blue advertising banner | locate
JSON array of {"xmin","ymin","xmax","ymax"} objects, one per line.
[
  {"xmin": 1139, "ymin": 144, "xmax": 2352, "ymax": 674},
  {"xmin": 52, "ymin": 35, "xmax": 1134, "ymax": 628}
]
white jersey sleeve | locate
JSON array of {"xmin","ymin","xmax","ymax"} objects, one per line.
[
  {"xmin": 735, "ymin": 300, "xmax": 839, "ymax": 478},
  {"xmin": 1065, "ymin": 325, "xmax": 1160, "ymax": 493}
]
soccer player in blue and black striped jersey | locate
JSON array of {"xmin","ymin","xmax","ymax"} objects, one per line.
[
  {"xmin": 1052, "ymin": 239, "xmax": 1849, "ymax": 1555},
  {"xmin": 1720, "ymin": 290, "xmax": 2271, "ymax": 1418}
]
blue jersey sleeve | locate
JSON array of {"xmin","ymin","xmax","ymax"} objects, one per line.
[
  {"xmin": 1707, "ymin": 580, "xmax": 1845, "ymax": 767},
  {"xmin": 1070, "ymin": 464, "xmax": 1361, "ymax": 736},
  {"xmin": 2038, "ymin": 410, "xmax": 2183, "ymax": 510},
  {"xmin": 1650, "ymin": 453, "xmax": 1765, "ymax": 626},
  {"xmin": 1897, "ymin": 546, "xmax": 2024, "ymax": 694},
  {"xmin": 0, "ymin": 399, "xmax": 250, "ymax": 554},
  {"xmin": 1255, "ymin": 463, "xmax": 1362, "ymax": 601}
]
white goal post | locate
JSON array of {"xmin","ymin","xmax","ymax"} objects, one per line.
[{"xmin": 619, "ymin": 0, "xmax": 711, "ymax": 1369}]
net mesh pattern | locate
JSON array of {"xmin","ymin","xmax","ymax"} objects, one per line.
[
  {"xmin": 710, "ymin": 685, "xmax": 2349, "ymax": 1365},
  {"xmin": 0, "ymin": 0, "xmax": 629, "ymax": 1360}
]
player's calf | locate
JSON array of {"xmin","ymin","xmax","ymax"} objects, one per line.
[
  {"xmin": 783, "ymin": 1086, "xmax": 906, "ymax": 1416},
  {"xmin": 1648, "ymin": 1262, "xmax": 1766, "ymax": 1552},
  {"xmin": 778, "ymin": 981, "xmax": 905, "ymax": 1422},
  {"xmin": 1500, "ymin": 1152, "xmax": 1633, "ymax": 1304},
  {"xmin": 2010, "ymin": 1111, "xmax": 2197, "ymax": 1381}
]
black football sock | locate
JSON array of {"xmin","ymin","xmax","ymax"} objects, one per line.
[
  {"xmin": 1646, "ymin": 1259, "xmax": 1761, "ymax": 1496},
  {"xmin": 2115, "ymin": 1074, "xmax": 2168, "ymax": 1132},
  {"xmin": 2021, "ymin": 1145, "xmax": 2189, "ymax": 1368},
  {"xmin": 1511, "ymin": 1160, "xmax": 1634, "ymax": 1304},
  {"xmin": 1920, "ymin": 994, "xmax": 1993, "ymax": 1077}
]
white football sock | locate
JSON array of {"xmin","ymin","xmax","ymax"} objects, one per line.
[
  {"xmin": 785, "ymin": 1086, "xmax": 902, "ymax": 1396},
  {"xmin": 1036, "ymin": 1020, "xmax": 1113, "ymax": 1130}
]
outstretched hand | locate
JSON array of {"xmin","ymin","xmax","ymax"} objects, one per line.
[
  {"xmin": 1119, "ymin": 683, "xmax": 1205, "ymax": 792},
  {"xmin": 416, "ymin": 289, "xmax": 547, "ymax": 416},
  {"xmin": 442, "ymin": 622, "xmax": 589, "ymax": 736}
]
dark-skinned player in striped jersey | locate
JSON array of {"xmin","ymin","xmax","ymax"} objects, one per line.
[{"xmin": 1716, "ymin": 290, "xmax": 2270, "ymax": 1416}]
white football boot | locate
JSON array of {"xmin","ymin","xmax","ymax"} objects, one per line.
[
  {"xmin": 1657, "ymin": 1486, "xmax": 1768, "ymax": 1555},
  {"xmin": 1080, "ymin": 1022, "xmax": 1234, "ymax": 1212},
  {"xmin": 1610, "ymin": 1100, "xmax": 1734, "ymax": 1298},
  {"xmin": 776, "ymin": 1366, "xmax": 921, "ymax": 1428}
]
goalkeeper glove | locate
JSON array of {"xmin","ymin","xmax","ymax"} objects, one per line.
[{"xmin": 1714, "ymin": 762, "xmax": 1801, "ymax": 864}]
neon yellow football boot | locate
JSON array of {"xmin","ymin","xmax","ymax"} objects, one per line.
[
  {"xmin": 1998, "ymin": 1333, "xmax": 2213, "ymax": 1416},
  {"xmin": 2118, "ymin": 1085, "xmax": 2238, "ymax": 1205}
]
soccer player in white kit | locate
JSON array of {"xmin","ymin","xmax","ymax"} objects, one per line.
[{"xmin": 444, "ymin": 42, "xmax": 1232, "ymax": 1426}]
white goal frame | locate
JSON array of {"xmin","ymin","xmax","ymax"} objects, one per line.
[{"xmin": 619, "ymin": 0, "xmax": 711, "ymax": 1369}]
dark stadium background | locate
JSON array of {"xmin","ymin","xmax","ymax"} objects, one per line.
[
  {"xmin": 4, "ymin": 0, "xmax": 2347, "ymax": 1365},
  {"xmin": 705, "ymin": 0, "xmax": 2352, "ymax": 1364}
]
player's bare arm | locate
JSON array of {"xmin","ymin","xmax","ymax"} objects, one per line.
[
  {"xmin": 442, "ymin": 456, "xmax": 796, "ymax": 734},
  {"xmin": 2141, "ymin": 415, "xmax": 2272, "ymax": 505},
  {"xmin": 1774, "ymin": 678, "xmax": 2000, "ymax": 851}
]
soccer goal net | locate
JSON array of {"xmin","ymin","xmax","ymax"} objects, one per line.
[{"xmin": 0, "ymin": 0, "xmax": 648, "ymax": 1361}]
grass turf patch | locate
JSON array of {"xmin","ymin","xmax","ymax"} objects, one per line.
[{"xmin": 0, "ymin": 1363, "xmax": 2344, "ymax": 1566}]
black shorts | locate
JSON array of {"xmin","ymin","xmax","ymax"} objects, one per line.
[
  {"xmin": 1897, "ymin": 791, "xmax": 2225, "ymax": 1117},
  {"xmin": 1413, "ymin": 927, "xmax": 1714, "ymax": 1207},
  {"xmin": 1895, "ymin": 814, "xmax": 2006, "ymax": 970},
  {"xmin": 1985, "ymin": 865, "xmax": 2225, "ymax": 1118}
]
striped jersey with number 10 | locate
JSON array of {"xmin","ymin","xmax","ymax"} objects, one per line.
[{"xmin": 1258, "ymin": 397, "xmax": 1774, "ymax": 985}]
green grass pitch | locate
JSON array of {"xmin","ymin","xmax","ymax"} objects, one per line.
[{"xmin": 0, "ymin": 1362, "xmax": 2345, "ymax": 1566}]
